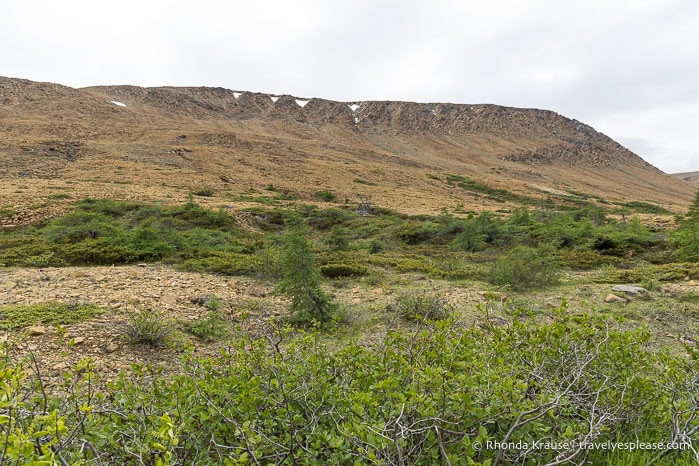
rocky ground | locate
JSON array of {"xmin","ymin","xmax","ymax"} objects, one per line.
[{"xmin": 0, "ymin": 264, "xmax": 288, "ymax": 388}]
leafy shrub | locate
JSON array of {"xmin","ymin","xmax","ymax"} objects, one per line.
[
  {"xmin": 122, "ymin": 309, "xmax": 174, "ymax": 346},
  {"xmin": 490, "ymin": 245, "xmax": 562, "ymax": 291},
  {"xmin": 320, "ymin": 263, "xmax": 368, "ymax": 279},
  {"xmin": 389, "ymin": 292, "xmax": 454, "ymax": 321},
  {"xmin": 2, "ymin": 314, "xmax": 699, "ymax": 464}
]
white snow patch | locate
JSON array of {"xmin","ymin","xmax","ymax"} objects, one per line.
[
  {"xmin": 431, "ymin": 109, "xmax": 436, "ymax": 115},
  {"xmin": 354, "ymin": 117, "xmax": 359, "ymax": 124},
  {"xmin": 270, "ymin": 96, "xmax": 279, "ymax": 103},
  {"xmin": 295, "ymin": 99, "xmax": 309, "ymax": 107},
  {"xmin": 233, "ymin": 92, "xmax": 242, "ymax": 99},
  {"xmin": 110, "ymin": 100, "xmax": 126, "ymax": 107},
  {"xmin": 348, "ymin": 103, "xmax": 360, "ymax": 112}
]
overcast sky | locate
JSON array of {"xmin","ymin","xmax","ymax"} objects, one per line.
[{"xmin": 3, "ymin": 0, "xmax": 698, "ymax": 173}]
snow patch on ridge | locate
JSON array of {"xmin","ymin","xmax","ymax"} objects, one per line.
[
  {"xmin": 295, "ymin": 99, "xmax": 309, "ymax": 107},
  {"xmin": 233, "ymin": 92, "xmax": 242, "ymax": 99},
  {"xmin": 110, "ymin": 100, "xmax": 126, "ymax": 107},
  {"xmin": 270, "ymin": 96, "xmax": 279, "ymax": 103},
  {"xmin": 348, "ymin": 103, "xmax": 360, "ymax": 112}
]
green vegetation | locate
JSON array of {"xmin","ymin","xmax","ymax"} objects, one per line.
[
  {"xmin": 2, "ymin": 188, "xmax": 699, "ymax": 463},
  {"xmin": 389, "ymin": 291, "xmax": 454, "ymax": 321},
  {"xmin": 2, "ymin": 312, "xmax": 697, "ymax": 464},
  {"xmin": 192, "ymin": 187, "xmax": 215, "ymax": 197},
  {"xmin": 122, "ymin": 309, "xmax": 175, "ymax": 346},
  {"xmin": 313, "ymin": 189, "xmax": 338, "ymax": 202},
  {"xmin": 184, "ymin": 311, "xmax": 229, "ymax": 341},
  {"xmin": 277, "ymin": 215, "xmax": 338, "ymax": 325},
  {"xmin": 490, "ymin": 244, "xmax": 562, "ymax": 291},
  {"xmin": 0, "ymin": 302, "xmax": 103, "ymax": 329}
]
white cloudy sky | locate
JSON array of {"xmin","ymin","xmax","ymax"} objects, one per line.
[{"xmin": 2, "ymin": 0, "xmax": 698, "ymax": 173}]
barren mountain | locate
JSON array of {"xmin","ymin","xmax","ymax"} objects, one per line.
[
  {"xmin": 673, "ymin": 171, "xmax": 699, "ymax": 186},
  {"xmin": 1, "ymin": 76, "xmax": 695, "ymax": 224}
]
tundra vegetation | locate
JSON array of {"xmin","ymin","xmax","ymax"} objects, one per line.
[{"xmin": 1, "ymin": 188, "xmax": 699, "ymax": 464}]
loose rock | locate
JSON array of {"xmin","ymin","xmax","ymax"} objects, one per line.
[
  {"xmin": 612, "ymin": 285, "xmax": 652, "ymax": 300},
  {"xmin": 604, "ymin": 293, "xmax": 628, "ymax": 304},
  {"xmin": 28, "ymin": 325, "xmax": 46, "ymax": 336}
]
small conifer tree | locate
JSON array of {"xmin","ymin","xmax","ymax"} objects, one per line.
[
  {"xmin": 674, "ymin": 189, "xmax": 699, "ymax": 262},
  {"xmin": 278, "ymin": 214, "xmax": 337, "ymax": 325}
]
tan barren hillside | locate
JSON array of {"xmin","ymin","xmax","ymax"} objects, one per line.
[
  {"xmin": 674, "ymin": 171, "xmax": 699, "ymax": 186},
  {"xmin": 1, "ymin": 76, "xmax": 694, "ymax": 224}
]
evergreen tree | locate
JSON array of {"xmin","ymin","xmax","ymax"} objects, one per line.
[
  {"xmin": 673, "ymin": 189, "xmax": 699, "ymax": 262},
  {"xmin": 278, "ymin": 215, "xmax": 337, "ymax": 325}
]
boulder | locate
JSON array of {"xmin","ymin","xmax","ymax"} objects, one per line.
[{"xmin": 612, "ymin": 285, "xmax": 652, "ymax": 300}]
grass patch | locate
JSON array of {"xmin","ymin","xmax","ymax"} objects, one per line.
[{"xmin": 0, "ymin": 302, "xmax": 103, "ymax": 329}]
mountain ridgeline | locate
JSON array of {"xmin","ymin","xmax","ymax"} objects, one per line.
[{"xmin": 0, "ymin": 76, "xmax": 694, "ymax": 219}]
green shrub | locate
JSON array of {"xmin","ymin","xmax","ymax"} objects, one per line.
[
  {"xmin": 490, "ymin": 245, "xmax": 562, "ymax": 291},
  {"xmin": 595, "ymin": 262, "xmax": 699, "ymax": 284},
  {"xmin": 1, "ymin": 314, "xmax": 698, "ymax": 464},
  {"xmin": 325, "ymin": 225, "xmax": 350, "ymax": 251},
  {"xmin": 122, "ymin": 309, "xmax": 174, "ymax": 346},
  {"xmin": 320, "ymin": 263, "xmax": 368, "ymax": 279},
  {"xmin": 561, "ymin": 249, "xmax": 620, "ymax": 270},
  {"xmin": 367, "ymin": 238, "xmax": 386, "ymax": 253},
  {"xmin": 192, "ymin": 188, "xmax": 215, "ymax": 197},
  {"xmin": 389, "ymin": 292, "xmax": 454, "ymax": 321},
  {"xmin": 314, "ymin": 190, "xmax": 338, "ymax": 202},
  {"xmin": 185, "ymin": 311, "xmax": 229, "ymax": 341},
  {"xmin": 305, "ymin": 207, "xmax": 354, "ymax": 230}
]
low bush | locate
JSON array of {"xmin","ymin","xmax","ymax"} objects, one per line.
[
  {"xmin": 313, "ymin": 190, "xmax": 338, "ymax": 202},
  {"xmin": 122, "ymin": 309, "xmax": 174, "ymax": 346},
  {"xmin": 184, "ymin": 311, "xmax": 229, "ymax": 341},
  {"xmin": 389, "ymin": 291, "xmax": 454, "ymax": 321},
  {"xmin": 1, "ymin": 314, "xmax": 698, "ymax": 464},
  {"xmin": 561, "ymin": 249, "xmax": 620, "ymax": 270},
  {"xmin": 490, "ymin": 245, "xmax": 563, "ymax": 291},
  {"xmin": 595, "ymin": 262, "xmax": 699, "ymax": 284},
  {"xmin": 192, "ymin": 188, "xmax": 215, "ymax": 197}
]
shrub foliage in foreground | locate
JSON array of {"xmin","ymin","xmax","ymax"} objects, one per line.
[{"xmin": 1, "ymin": 312, "xmax": 698, "ymax": 465}]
